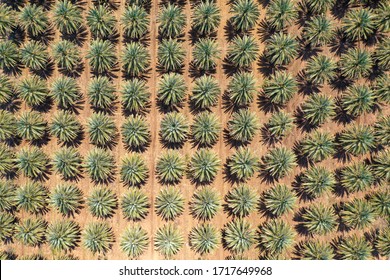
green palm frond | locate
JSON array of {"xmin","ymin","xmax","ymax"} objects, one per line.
[
  {"xmin": 15, "ymin": 182, "xmax": 48, "ymax": 214},
  {"xmin": 87, "ymin": 186, "xmax": 117, "ymax": 218},
  {"xmin": 302, "ymin": 94, "xmax": 335, "ymax": 126},
  {"xmin": 341, "ymin": 85, "xmax": 376, "ymax": 117},
  {"xmin": 230, "ymin": 0, "xmax": 260, "ymax": 32},
  {"xmin": 192, "ymin": 0, "xmax": 221, "ymax": 35},
  {"xmin": 226, "ymin": 184, "xmax": 257, "ymax": 217},
  {"xmin": 228, "ymin": 109, "xmax": 258, "ymax": 144},
  {"xmin": 228, "ymin": 147, "xmax": 259, "ymax": 182},
  {"xmin": 190, "ymin": 223, "xmax": 220, "ymax": 255},
  {"xmin": 191, "ymin": 112, "xmax": 221, "ymax": 147},
  {"xmin": 158, "ymin": 3, "xmax": 186, "ymax": 38},
  {"xmin": 305, "ymin": 55, "xmax": 337, "ymax": 84},
  {"xmin": 120, "ymin": 225, "xmax": 149, "ymax": 259},
  {"xmin": 341, "ymin": 198, "xmax": 375, "ymax": 230},
  {"xmin": 157, "ymin": 73, "xmax": 186, "ymax": 109},
  {"xmin": 0, "ymin": 75, "xmax": 16, "ymax": 105},
  {"xmin": 191, "ymin": 75, "xmax": 220, "ymax": 110},
  {"xmin": 261, "ymin": 147, "xmax": 296, "ymax": 180},
  {"xmin": 121, "ymin": 78, "xmax": 149, "ymax": 113},
  {"xmin": 302, "ymin": 166, "xmax": 335, "ymax": 198},
  {"xmin": 340, "ymin": 48, "xmax": 373, "ymax": 80},
  {"xmin": 0, "ymin": 109, "xmax": 16, "ymax": 141},
  {"xmin": 0, "ymin": 212, "xmax": 15, "ymax": 242},
  {"xmin": 302, "ymin": 204, "xmax": 337, "ymax": 235},
  {"xmin": 370, "ymin": 189, "xmax": 390, "ymax": 218},
  {"xmin": 0, "ymin": 41, "xmax": 19, "ymax": 70},
  {"xmin": 121, "ymin": 188, "xmax": 149, "ymax": 221},
  {"xmin": 122, "ymin": 42, "xmax": 150, "ymax": 76},
  {"xmin": 21, "ymin": 41, "xmax": 49, "ymax": 71},
  {"xmin": 300, "ymin": 240, "xmax": 335, "ymax": 260},
  {"xmin": 192, "ymin": 38, "xmax": 220, "ymax": 71},
  {"xmin": 156, "ymin": 150, "xmax": 185, "ymax": 184},
  {"xmin": 84, "ymin": 148, "xmax": 115, "ymax": 183},
  {"xmin": 52, "ymin": 40, "xmax": 81, "ymax": 72},
  {"xmin": 16, "ymin": 147, "xmax": 49, "ymax": 179},
  {"xmin": 47, "ymin": 220, "xmax": 80, "ymax": 252},
  {"xmin": 53, "ymin": 147, "xmax": 83, "ymax": 180},
  {"xmin": 18, "ymin": 75, "xmax": 48, "ymax": 108},
  {"xmin": 267, "ymin": 0, "xmax": 297, "ymax": 31},
  {"xmin": 86, "ymin": 39, "xmax": 116, "ymax": 74},
  {"xmin": 259, "ymin": 219, "xmax": 296, "ymax": 255},
  {"xmin": 88, "ymin": 76, "xmax": 116, "ymax": 110},
  {"xmin": 303, "ymin": 15, "xmax": 334, "ymax": 46},
  {"xmin": 227, "ymin": 72, "xmax": 257, "ymax": 107},
  {"xmin": 122, "ymin": 4, "xmax": 149, "ymax": 39},
  {"xmin": 376, "ymin": 228, "xmax": 390, "ymax": 257},
  {"xmin": 343, "ymin": 8, "xmax": 376, "ymax": 41},
  {"xmin": 190, "ymin": 186, "xmax": 221, "ymax": 221},
  {"xmin": 0, "ymin": 3, "xmax": 16, "ymax": 37},
  {"xmin": 160, "ymin": 112, "xmax": 189, "ymax": 145},
  {"xmin": 371, "ymin": 149, "xmax": 390, "ymax": 184},
  {"xmin": 50, "ymin": 184, "xmax": 83, "ymax": 216},
  {"xmin": 263, "ymin": 184, "xmax": 297, "ymax": 217},
  {"xmin": 87, "ymin": 4, "xmax": 116, "ymax": 38},
  {"xmin": 19, "ymin": 3, "xmax": 49, "ymax": 37},
  {"xmin": 121, "ymin": 115, "xmax": 150, "ymax": 150},
  {"xmin": 266, "ymin": 111, "xmax": 294, "ymax": 140},
  {"xmin": 0, "ymin": 144, "xmax": 15, "ymax": 176},
  {"xmin": 155, "ymin": 186, "xmax": 184, "ymax": 221},
  {"xmin": 50, "ymin": 76, "xmax": 80, "ymax": 109},
  {"xmin": 339, "ymin": 125, "xmax": 376, "ymax": 156},
  {"xmin": 305, "ymin": 0, "xmax": 335, "ymax": 14},
  {"xmin": 262, "ymin": 70, "xmax": 297, "ymax": 105},
  {"xmin": 15, "ymin": 218, "xmax": 47, "ymax": 247},
  {"xmin": 158, "ymin": 39, "xmax": 185, "ymax": 72},
  {"xmin": 88, "ymin": 112, "xmax": 117, "ymax": 147},
  {"xmin": 189, "ymin": 148, "xmax": 220, "ymax": 184},
  {"xmin": 341, "ymin": 162, "xmax": 374, "ymax": 193},
  {"xmin": 265, "ymin": 32, "xmax": 298, "ymax": 66},
  {"xmin": 50, "ymin": 111, "xmax": 81, "ymax": 144},
  {"xmin": 301, "ymin": 131, "xmax": 335, "ymax": 162},
  {"xmin": 53, "ymin": 0, "xmax": 83, "ymax": 34},
  {"xmin": 83, "ymin": 222, "xmax": 114, "ymax": 254},
  {"xmin": 120, "ymin": 154, "xmax": 148, "ymax": 187},
  {"xmin": 228, "ymin": 35, "xmax": 259, "ymax": 68},
  {"xmin": 224, "ymin": 218, "xmax": 255, "ymax": 254},
  {"xmin": 0, "ymin": 180, "xmax": 16, "ymax": 212},
  {"xmin": 338, "ymin": 234, "xmax": 372, "ymax": 260}
]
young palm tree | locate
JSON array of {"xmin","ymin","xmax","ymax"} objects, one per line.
[
  {"xmin": 83, "ymin": 222, "xmax": 114, "ymax": 255},
  {"xmin": 262, "ymin": 71, "xmax": 297, "ymax": 106},
  {"xmin": 0, "ymin": 144, "xmax": 14, "ymax": 176},
  {"xmin": 301, "ymin": 131, "xmax": 335, "ymax": 162},
  {"xmin": 121, "ymin": 78, "xmax": 149, "ymax": 113},
  {"xmin": 0, "ymin": 180, "xmax": 16, "ymax": 212},
  {"xmin": 376, "ymin": 1, "xmax": 390, "ymax": 32},
  {"xmin": 341, "ymin": 163, "xmax": 374, "ymax": 193},
  {"xmin": 370, "ymin": 190, "xmax": 390, "ymax": 218},
  {"xmin": 0, "ymin": 41, "xmax": 19, "ymax": 70},
  {"xmin": 88, "ymin": 113, "xmax": 116, "ymax": 147},
  {"xmin": 267, "ymin": 0, "xmax": 297, "ymax": 31},
  {"xmin": 227, "ymin": 72, "xmax": 257, "ymax": 107},
  {"xmin": 228, "ymin": 35, "xmax": 259, "ymax": 68},
  {"xmin": 21, "ymin": 41, "xmax": 49, "ymax": 71},
  {"xmin": 0, "ymin": 3, "xmax": 15, "ymax": 37},
  {"xmin": 50, "ymin": 76, "xmax": 80, "ymax": 109},
  {"xmin": 339, "ymin": 48, "xmax": 373, "ymax": 80},
  {"xmin": 301, "ymin": 94, "xmax": 335, "ymax": 126},
  {"xmin": 160, "ymin": 112, "xmax": 189, "ymax": 145},
  {"xmin": 192, "ymin": 39, "xmax": 220, "ymax": 71},
  {"xmin": 230, "ymin": 0, "xmax": 260, "ymax": 32},
  {"xmin": 341, "ymin": 198, "xmax": 375, "ymax": 230},
  {"xmin": 16, "ymin": 147, "xmax": 49, "ymax": 179},
  {"xmin": 52, "ymin": 147, "xmax": 83, "ymax": 181},
  {"xmin": 228, "ymin": 147, "xmax": 259, "ymax": 182},
  {"xmin": 155, "ymin": 186, "xmax": 185, "ymax": 221},
  {"xmin": 343, "ymin": 8, "xmax": 376, "ymax": 41},
  {"xmin": 84, "ymin": 148, "xmax": 115, "ymax": 183},
  {"xmin": 303, "ymin": 15, "xmax": 334, "ymax": 47},
  {"xmin": 337, "ymin": 234, "xmax": 372, "ymax": 260},
  {"xmin": 190, "ymin": 186, "xmax": 221, "ymax": 220},
  {"xmin": 18, "ymin": 75, "xmax": 48, "ymax": 108},
  {"xmin": 374, "ymin": 37, "xmax": 390, "ymax": 71},
  {"xmin": 87, "ymin": 4, "xmax": 116, "ymax": 38},
  {"xmin": 0, "ymin": 110, "xmax": 16, "ymax": 141},
  {"xmin": 86, "ymin": 39, "xmax": 116, "ymax": 74},
  {"xmin": 189, "ymin": 149, "xmax": 220, "ymax": 184},
  {"xmin": 191, "ymin": 112, "xmax": 221, "ymax": 147},
  {"xmin": 305, "ymin": 55, "xmax": 337, "ymax": 85},
  {"xmin": 19, "ymin": 3, "xmax": 49, "ymax": 37},
  {"xmin": 189, "ymin": 223, "xmax": 220, "ymax": 255},
  {"xmin": 265, "ymin": 32, "xmax": 298, "ymax": 66},
  {"xmin": 88, "ymin": 76, "xmax": 116, "ymax": 110},
  {"xmin": 121, "ymin": 4, "xmax": 149, "ymax": 39},
  {"xmin": 374, "ymin": 115, "xmax": 390, "ymax": 147},
  {"xmin": 121, "ymin": 188, "xmax": 149, "ymax": 221},
  {"xmin": 47, "ymin": 220, "xmax": 80, "ymax": 252},
  {"xmin": 157, "ymin": 73, "xmax": 186, "ymax": 109},
  {"xmin": 228, "ymin": 109, "xmax": 258, "ymax": 144},
  {"xmin": 261, "ymin": 147, "xmax": 296, "ymax": 180},
  {"xmin": 258, "ymin": 219, "xmax": 296, "ymax": 256},
  {"xmin": 158, "ymin": 39, "xmax": 185, "ymax": 72},
  {"xmin": 305, "ymin": 0, "xmax": 335, "ymax": 13},
  {"xmin": 339, "ymin": 125, "xmax": 376, "ymax": 156},
  {"xmin": 87, "ymin": 186, "xmax": 117, "ymax": 218},
  {"xmin": 300, "ymin": 240, "xmax": 335, "ymax": 260},
  {"xmin": 156, "ymin": 150, "xmax": 185, "ymax": 184},
  {"xmin": 50, "ymin": 184, "xmax": 83, "ymax": 216},
  {"xmin": 224, "ymin": 218, "xmax": 255, "ymax": 254},
  {"xmin": 52, "ymin": 40, "xmax": 81, "ymax": 72},
  {"xmin": 154, "ymin": 223, "xmax": 184, "ymax": 259},
  {"xmin": 191, "ymin": 75, "xmax": 220, "ymax": 110},
  {"xmin": 50, "ymin": 111, "xmax": 81, "ymax": 145},
  {"xmin": 120, "ymin": 225, "xmax": 149, "ymax": 259},
  {"xmin": 53, "ymin": 0, "xmax": 83, "ymax": 34},
  {"xmin": 158, "ymin": 3, "xmax": 186, "ymax": 38},
  {"xmin": 225, "ymin": 184, "xmax": 257, "ymax": 217},
  {"xmin": 0, "ymin": 75, "xmax": 15, "ymax": 105},
  {"xmin": 266, "ymin": 111, "xmax": 294, "ymax": 141},
  {"xmin": 341, "ymin": 85, "xmax": 376, "ymax": 117},
  {"xmin": 301, "ymin": 166, "xmax": 335, "ymax": 198},
  {"xmin": 371, "ymin": 149, "xmax": 390, "ymax": 184},
  {"xmin": 263, "ymin": 184, "xmax": 297, "ymax": 217},
  {"xmin": 192, "ymin": 0, "xmax": 221, "ymax": 35},
  {"xmin": 120, "ymin": 154, "xmax": 148, "ymax": 187},
  {"xmin": 302, "ymin": 204, "xmax": 337, "ymax": 235},
  {"xmin": 376, "ymin": 228, "xmax": 390, "ymax": 257},
  {"xmin": 17, "ymin": 111, "xmax": 47, "ymax": 141},
  {"xmin": 121, "ymin": 115, "xmax": 150, "ymax": 150},
  {"xmin": 15, "ymin": 218, "xmax": 47, "ymax": 247},
  {"xmin": 15, "ymin": 182, "xmax": 48, "ymax": 214},
  {"xmin": 0, "ymin": 212, "xmax": 15, "ymax": 242},
  {"xmin": 122, "ymin": 42, "xmax": 150, "ymax": 77}
]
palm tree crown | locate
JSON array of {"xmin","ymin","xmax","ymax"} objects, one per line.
[
  {"xmin": 230, "ymin": 0, "xmax": 260, "ymax": 32},
  {"xmin": 192, "ymin": 0, "xmax": 221, "ymax": 35}
]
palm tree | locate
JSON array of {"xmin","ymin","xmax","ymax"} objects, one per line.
[
  {"xmin": 267, "ymin": 0, "xmax": 297, "ymax": 31},
  {"xmin": 262, "ymin": 71, "xmax": 297, "ymax": 106},
  {"xmin": 191, "ymin": 112, "xmax": 221, "ymax": 147},
  {"xmin": 21, "ymin": 41, "xmax": 49, "ymax": 71},
  {"xmin": 341, "ymin": 85, "xmax": 376, "ymax": 117},
  {"xmin": 302, "ymin": 166, "xmax": 335, "ymax": 198},
  {"xmin": 121, "ymin": 115, "xmax": 150, "ymax": 151},
  {"xmin": 370, "ymin": 190, "xmax": 390, "ymax": 218},
  {"xmin": 0, "ymin": 180, "xmax": 16, "ymax": 212},
  {"xmin": 228, "ymin": 35, "xmax": 258, "ymax": 68},
  {"xmin": 376, "ymin": 1, "xmax": 390, "ymax": 33},
  {"xmin": 155, "ymin": 186, "xmax": 184, "ymax": 221},
  {"xmin": 122, "ymin": 42, "xmax": 150, "ymax": 76},
  {"xmin": 157, "ymin": 73, "xmax": 186, "ymax": 109},
  {"xmin": 337, "ymin": 234, "xmax": 372, "ymax": 260},
  {"xmin": 374, "ymin": 37, "xmax": 390, "ymax": 71},
  {"xmin": 227, "ymin": 72, "xmax": 257, "ymax": 107},
  {"xmin": 189, "ymin": 149, "xmax": 220, "ymax": 184},
  {"xmin": 158, "ymin": 3, "xmax": 186, "ymax": 38},
  {"xmin": 0, "ymin": 41, "xmax": 19, "ymax": 70},
  {"xmin": 88, "ymin": 76, "xmax": 116, "ymax": 110},
  {"xmin": 341, "ymin": 198, "xmax": 375, "ymax": 230},
  {"xmin": 50, "ymin": 184, "xmax": 83, "ymax": 216},
  {"xmin": 192, "ymin": 39, "xmax": 220, "ymax": 73},
  {"xmin": 87, "ymin": 4, "xmax": 116, "ymax": 38},
  {"xmin": 343, "ymin": 8, "xmax": 376, "ymax": 41},
  {"xmin": 17, "ymin": 111, "xmax": 47, "ymax": 141},
  {"xmin": 50, "ymin": 111, "xmax": 81, "ymax": 145},
  {"xmin": 19, "ymin": 3, "xmax": 49, "ymax": 37},
  {"xmin": 339, "ymin": 125, "xmax": 376, "ymax": 156},
  {"xmin": 83, "ymin": 222, "xmax": 114, "ymax": 255},
  {"xmin": 18, "ymin": 75, "xmax": 48, "ymax": 108},
  {"xmin": 301, "ymin": 131, "xmax": 335, "ymax": 162},
  {"xmin": 191, "ymin": 75, "xmax": 220, "ymax": 110},
  {"xmin": 121, "ymin": 4, "xmax": 149, "ymax": 39},
  {"xmin": 52, "ymin": 147, "xmax": 83, "ymax": 181},
  {"xmin": 374, "ymin": 115, "xmax": 390, "ymax": 147},
  {"xmin": 263, "ymin": 184, "xmax": 297, "ymax": 217},
  {"xmin": 192, "ymin": 0, "xmax": 221, "ymax": 35},
  {"xmin": 160, "ymin": 112, "xmax": 189, "ymax": 145},
  {"xmin": 303, "ymin": 15, "xmax": 334, "ymax": 47},
  {"xmin": 339, "ymin": 48, "xmax": 373, "ymax": 80},
  {"xmin": 265, "ymin": 32, "xmax": 298, "ymax": 66},
  {"xmin": 302, "ymin": 204, "xmax": 337, "ymax": 235},
  {"xmin": 227, "ymin": 109, "xmax": 259, "ymax": 144},
  {"xmin": 121, "ymin": 78, "xmax": 149, "ymax": 113},
  {"xmin": 228, "ymin": 147, "xmax": 259, "ymax": 182},
  {"xmin": 16, "ymin": 147, "xmax": 49, "ymax": 179},
  {"xmin": 225, "ymin": 184, "xmax": 257, "ymax": 217},
  {"xmin": 190, "ymin": 186, "xmax": 221, "ymax": 220},
  {"xmin": 47, "ymin": 220, "xmax": 80, "ymax": 252},
  {"xmin": 230, "ymin": 0, "xmax": 260, "ymax": 32},
  {"xmin": 376, "ymin": 228, "xmax": 390, "ymax": 257},
  {"xmin": 0, "ymin": 3, "xmax": 15, "ymax": 37},
  {"xmin": 259, "ymin": 219, "xmax": 296, "ymax": 256},
  {"xmin": 300, "ymin": 240, "xmax": 335, "ymax": 260},
  {"xmin": 371, "ymin": 149, "xmax": 390, "ymax": 184},
  {"xmin": 15, "ymin": 182, "xmax": 48, "ymax": 214},
  {"xmin": 154, "ymin": 223, "xmax": 183, "ymax": 259},
  {"xmin": 305, "ymin": 55, "xmax": 337, "ymax": 85},
  {"xmin": 0, "ymin": 212, "xmax": 15, "ymax": 242},
  {"xmin": 189, "ymin": 223, "xmax": 220, "ymax": 255},
  {"xmin": 266, "ymin": 111, "xmax": 294, "ymax": 141},
  {"xmin": 0, "ymin": 144, "xmax": 14, "ymax": 176},
  {"xmin": 341, "ymin": 163, "xmax": 374, "ymax": 193},
  {"xmin": 261, "ymin": 147, "xmax": 296, "ymax": 180},
  {"xmin": 301, "ymin": 94, "xmax": 335, "ymax": 126},
  {"xmin": 53, "ymin": 0, "xmax": 83, "ymax": 34},
  {"xmin": 121, "ymin": 188, "xmax": 149, "ymax": 221},
  {"xmin": 86, "ymin": 39, "xmax": 116, "ymax": 74},
  {"xmin": 85, "ymin": 148, "xmax": 115, "ymax": 183},
  {"xmin": 50, "ymin": 76, "xmax": 81, "ymax": 109},
  {"xmin": 0, "ymin": 75, "xmax": 15, "ymax": 105},
  {"xmin": 156, "ymin": 150, "xmax": 185, "ymax": 184},
  {"xmin": 158, "ymin": 39, "xmax": 185, "ymax": 72},
  {"xmin": 87, "ymin": 186, "xmax": 117, "ymax": 218},
  {"xmin": 15, "ymin": 218, "xmax": 47, "ymax": 247},
  {"xmin": 224, "ymin": 218, "xmax": 255, "ymax": 254},
  {"xmin": 0, "ymin": 109, "xmax": 16, "ymax": 141},
  {"xmin": 120, "ymin": 154, "xmax": 148, "ymax": 187},
  {"xmin": 52, "ymin": 40, "xmax": 81, "ymax": 72},
  {"xmin": 305, "ymin": 0, "xmax": 335, "ymax": 13},
  {"xmin": 88, "ymin": 113, "xmax": 116, "ymax": 147},
  {"xmin": 120, "ymin": 225, "xmax": 149, "ymax": 259}
]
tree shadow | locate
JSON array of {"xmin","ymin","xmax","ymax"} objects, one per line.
[
  {"xmin": 297, "ymin": 39, "xmax": 321, "ymax": 61},
  {"xmin": 330, "ymin": 0, "xmax": 350, "ymax": 20},
  {"xmin": 188, "ymin": 61, "xmax": 216, "ymax": 79},
  {"xmin": 332, "ymin": 98, "xmax": 355, "ymax": 125},
  {"xmin": 332, "ymin": 168, "xmax": 348, "ymax": 198},
  {"xmin": 122, "ymin": 102, "xmax": 151, "ymax": 118},
  {"xmin": 257, "ymin": 94, "xmax": 283, "ymax": 114},
  {"xmin": 257, "ymin": 53, "xmax": 281, "ymax": 77},
  {"xmin": 292, "ymin": 140, "xmax": 311, "ymax": 169},
  {"xmin": 329, "ymin": 28, "xmax": 356, "ymax": 56},
  {"xmin": 260, "ymin": 126, "xmax": 281, "ymax": 146},
  {"xmin": 257, "ymin": 19, "xmax": 276, "ymax": 43},
  {"xmin": 297, "ymin": 71, "xmax": 320, "ymax": 96},
  {"xmin": 8, "ymin": 26, "xmax": 25, "ymax": 46},
  {"xmin": 0, "ymin": 97, "xmax": 21, "ymax": 113},
  {"xmin": 294, "ymin": 107, "xmax": 319, "ymax": 133},
  {"xmin": 61, "ymin": 26, "xmax": 89, "ymax": 46},
  {"xmin": 292, "ymin": 173, "xmax": 315, "ymax": 202},
  {"xmin": 293, "ymin": 207, "xmax": 312, "ymax": 237},
  {"xmin": 221, "ymin": 90, "xmax": 249, "ymax": 114},
  {"xmin": 223, "ymin": 19, "xmax": 239, "ymax": 42},
  {"xmin": 58, "ymin": 62, "xmax": 85, "ymax": 78},
  {"xmin": 62, "ymin": 127, "xmax": 85, "ymax": 148},
  {"xmin": 329, "ymin": 73, "xmax": 353, "ymax": 93},
  {"xmin": 222, "ymin": 57, "xmax": 241, "ymax": 78},
  {"xmin": 334, "ymin": 202, "xmax": 350, "ymax": 233},
  {"xmin": 32, "ymin": 96, "xmax": 53, "ymax": 113},
  {"xmin": 30, "ymin": 129, "xmax": 51, "ymax": 147},
  {"xmin": 30, "ymin": 27, "xmax": 55, "ymax": 46},
  {"xmin": 90, "ymin": 101, "xmax": 119, "ymax": 116},
  {"xmin": 156, "ymin": 99, "xmax": 183, "ymax": 114},
  {"xmin": 31, "ymin": 60, "xmax": 55, "ymax": 79},
  {"xmin": 222, "ymin": 127, "xmax": 250, "ymax": 150},
  {"xmin": 2, "ymin": 63, "xmax": 24, "ymax": 76}
]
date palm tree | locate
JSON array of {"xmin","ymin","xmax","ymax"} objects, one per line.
[
  {"xmin": 267, "ymin": 0, "xmax": 297, "ymax": 31},
  {"xmin": 121, "ymin": 4, "xmax": 149, "ymax": 39},
  {"xmin": 122, "ymin": 42, "xmax": 150, "ymax": 77},
  {"xmin": 120, "ymin": 154, "xmax": 148, "ymax": 187},
  {"xmin": 16, "ymin": 147, "xmax": 49, "ymax": 179},
  {"xmin": 191, "ymin": 75, "xmax": 220, "ymax": 110},
  {"xmin": 154, "ymin": 223, "xmax": 184, "ymax": 259},
  {"xmin": 0, "ymin": 212, "xmax": 15, "ymax": 242},
  {"xmin": 193, "ymin": 39, "xmax": 219, "ymax": 72},
  {"xmin": 0, "ymin": 3, "xmax": 15, "ymax": 37},
  {"xmin": 343, "ymin": 8, "xmax": 376, "ymax": 41},
  {"xmin": 0, "ymin": 41, "xmax": 20, "ymax": 70},
  {"xmin": 88, "ymin": 76, "xmax": 116, "ymax": 110},
  {"xmin": 50, "ymin": 184, "xmax": 83, "ymax": 216},
  {"xmin": 341, "ymin": 85, "xmax": 376, "ymax": 117},
  {"xmin": 305, "ymin": 55, "xmax": 337, "ymax": 85},
  {"xmin": 15, "ymin": 218, "xmax": 47, "ymax": 247},
  {"xmin": 371, "ymin": 149, "xmax": 390, "ymax": 184},
  {"xmin": 50, "ymin": 111, "xmax": 82, "ymax": 145},
  {"xmin": 265, "ymin": 32, "xmax": 298, "ymax": 66},
  {"xmin": 263, "ymin": 184, "xmax": 297, "ymax": 217},
  {"xmin": 192, "ymin": 0, "xmax": 221, "ymax": 35},
  {"xmin": 190, "ymin": 223, "xmax": 220, "ymax": 255},
  {"xmin": 87, "ymin": 186, "xmax": 117, "ymax": 218},
  {"xmin": 121, "ymin": 188, "xmax": 149, "ymax": 221},
  {"xmin": 305, "ymin": 0, "xmax": 335, "ymax": 14},
  {"xmin": 15, "ymin": 182, "xmax": 48, "ymax": 214},
  {"xmin": 85, "ymin": 148, "xmax": 115, "ymax": 184},
  {"xmin": 301, "ymin": 131, "xmax": 335, "ymax": 162},
  {"xmin": 50, "ymin": 76, "xmax": 81, "ymax": 109},
  {"xmin": 374, "ymin": 37, "xmax": 390, "ymax": 71},
  {"xmin": 17, "ymin": 111, "xmax": 47, "ymax": 141},
  {"xmin": 191, "ymin": 112, "xmax": 221, "ymax": 147},
  {"xmin": 0, "ymin": 180, "xmax": 16, "ymax": 212},
  {"xmin": 121, "ymin": 78, "xmax": 149, "ymax": 114},
  {"xmin": 376, "ymin": 1, "xmax": 390, "ymax": 32},
  {"xmin": 0, "ymin": 109, "xmax": 16, "ymax": 141},
  {"xmin": 370, "ymin": 190, "xmax": 390, "ymax": 218},
  {"xmin": 302, "ymin": 166, "xmax": 335, "ymax": 198},
  {"xmin": 83, "ymin": 222, "xmax": 114, "ymax": 255},
  {"xmin": 303, "ymin": 15, "xmax": 334, "ymax": 47},
  {"xmin": 228, "ymin": 109, "xmax": 258, "ymax": 144},
  {"xmin": 225, "ymin": 184, "xmax": 257, "ymax": 217},
  {"xmin": 228, "ymin": 147, "xmax": 259, "ymax": 182},
  {"xmin": 302, "ymin": 204, "xmax": 337, "ymax": 235},
  {"xmin": 156, "ymin": 150, "xmax": 185, "ymax": 184},
  {"xmin": 224, "ymin": 218, "xmax": 255, "ymax": 254},
  {"xmin": 341, "ymin": 163, "xmax": 374, "ymax": 193},
  {"xmin": 339, "ymin": 125, "xmax": 376, "ymax": 156},
  {"xmin": 155, "ymin": 186, "xmax": 184, "ymax": 221},
  {"xmin": 261, "ymin": 147, "xmax": 296, "ymax": 180},
  {"xmin": 376, "ymin": 228, "xmax": 390, "ymax": 257},
  {"xmin": 88, "ymin": 113, "xmax": 116, "ymax": 147},
  {"xmin": 19, "ymin": 3, "xmax": 49, "ymax": 37},
  {"xmin": 52, "ymin": 40, "xmax": 81, "ymax": 72},
  {"xmin": 337, "ymin": 234, "xmax": 372, "ymax": 260},
  {"xmin": 86, "ymin": 4, "xmax": 116, "ymax": 39},
  {"xmin": 341, "ymin": 198, "xmax": 375, "ymax": 230},
  {"xmin": 158, "ymin": 3, "xmax": 186, "ymax": 38},
  {"xmin": 160, "ymin": 112, "xmax": 189, "ymax": 145},
  {"xmin": 157, "ymin": 73, "xmax": 186, "ymax": 109},
  {"xmin": 374, "ymin": 115, "xmax": 390, "ymax": 147},
  {"xmin": 53, "ymin": 0, "xmax": 83, "ymax": 35},
  {"xmin": 228, "ymin": 35, "xmax": 258, "ymax": 68},
  {"xmin": 227, "ymin": 72, "xmax": 257, "ymax": 107},
  {"xmin": 339, "ymin": 48, "xmax": 373, "ymax": 80},
  {"xmin": 120, "ymin": 225, "xmax": 149, "ymax": 259},
  {"xmin": 301, "ymin": 94, "xmax": 335, "ymax": 126},
  {"xmin": 190, "ymin": 186, "xmax": 221, "ymax": 220},
  {"xmin": 300, "ymin": 240, "xmax": 335, "ymax": 260},
  {"xmin": 262, "ymin": 71, "xmax": 297, "ymax": 106},
  {"xmin": 0, "ymin": 75, "xmax": 15, "ymax": 105},
  {"xmin": 52, "ymin": 147, "xmax": 83, "ymax": 181},
  {"xmin": 86, "ymin": 39, "xmax": 116, "ymax": 74},
  {"xmin": 0, "ymin": 144, "xmax": 14, "ymax": 176},
  {"xmin": 189, "ymin": 149, "xmax": 220, "ymax": 184},
  {"xmin": 265, "ymin": 111, "xmax": 294, "ymax": 141},
  {"xmin": 121, "ymin": 115, "xmax": 150, "ymax": 150},
  {"xmin": 21, "ymin": 41, "xmax": 49, "ymax": 71},
  {"xmin": 18, "ymin": 75, "xmax": 48, "ymax": 108},
  {"xmin": 230, "ymin": 0, "xmax": 260, "ymax": 32},
  {"xmin": 47, "ymin": 220, "xmax": 80, "ymax": 252},
  {"xmin": 158, "ymin": 39, "xmax": 185, "ymax": 72}
]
